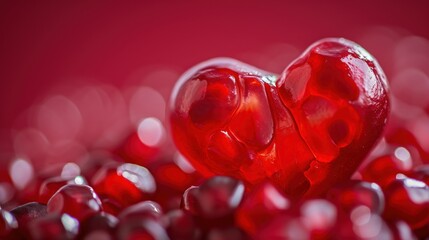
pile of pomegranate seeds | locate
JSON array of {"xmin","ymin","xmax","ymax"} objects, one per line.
[{"xmin": 1, "ymin": 32, "xmax": 429, "ymax": 240}]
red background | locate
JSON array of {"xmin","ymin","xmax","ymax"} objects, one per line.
[{"xmin": 1, "ymin": 1, "xmax": 429, "ymax": 159}]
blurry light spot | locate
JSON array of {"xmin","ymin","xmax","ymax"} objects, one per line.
[
  {"xmin": 301, "ymin": 199, "xmax": 337, "ymax": 230},
  {"xmin": 285, "ymin": 219, "xmax": 309, "ymax": 240},
  {"xmin": 229, "ymin": 184, "xmax": 245, "ymax": 208},
  {"xmin": 394, "ymin": 147, "xmax": 412, "ymax": 170},
  {"xmin": 3, "ymin": 210, "xmax": 17, "ymax": 228},
  {"xmin": 403, "ymin": 178, "xmax": 429, "ymax": 204},
  {"xmin": 354, "ymin": 214, "xmax": 383, "ymax": 239},
  {"xmin": 61, "ymin": 162, "xmax": 81, "ymax": 178},
  {"xmin": 173, "ymin": 152, "xmax": 195, "ymax": 173},
  {"xmin": 10, "ymin": 158, "xmax": 34, "ymax": 190},
  {"xmin": 395, "ymin": 173, "xmax": 407, "ymax": 180},
  {"xmin": 350, "ymin": 205, "xmax": 387, "ymax": 238},
  {"xmin": 351, "ymin": 206, "xmax": 371, "ymax": 226},
  {"xmin": 265, "ymin": 187, "xmax": 289, "ymax": 209},
  {"xmin": 137, "ymin": 117, "xmax": 165, "ymax": 147},
  {"xmin": 396, "ymin": 221, "xmax": 414, "ymax": 240},
  {"xmin": 61, "ymin": 214, "xmax": 79, "ymax": 234},
  {"xmin": 87, "ymin": 199, "xmax": 101, "ymax": 211}
]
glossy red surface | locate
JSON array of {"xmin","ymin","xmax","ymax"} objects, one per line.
[
  {"xmin": 0, "ymin": 209, "xmax": 17, "ymax": 236},
  {"xmin": 77, "ymin": 212, "xmax": 118, "ymax": 240},
  {"xmin": 383, "ymin": 176, "xmax": 429, "ymax": 229},
  {"xmin": 361, "ymin": 154, "xmax": 413, "ymax": 188},
  {"xmin": 170, "ymin": 38, "xmax": 390, "ymax": 199},
  {"xmin": 39, "ymin": 175, "xmax": 87, "ymax": 204},
  {"xmin": 10, "ymin": 202, "xmax": 47, "ymax": 227},
  {"xmin": 26, "ymin": 213, "xmax": 79, "ymax": 240},
  {"xmin": 47, "ymin": 184, "xmax": 102, "ymax": 221},
  {"xmin": 326, "ymin": 180, "xmax": 385, "ymax": 214},
  {"xmin": 91, "ymin": 162, "xmax": 156, "ymax": 208},
  {"xmin": 236, "ymin": 182, "xmax": 290, "ymax": 235},
  {"xmin": 181, "ymin": 176, "xmax": 244, "ymax": 229},
  {"xmin": 165, "ymin": 209, "xmax": 198, "ymax": 240}
]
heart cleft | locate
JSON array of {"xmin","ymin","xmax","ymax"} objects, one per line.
[{"xmin": 170, "ymin": 38, "xmax": 390, "ymax": 199}]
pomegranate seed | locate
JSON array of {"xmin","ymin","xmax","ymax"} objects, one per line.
[
  {"xmin": 39, "ymin": 175, "xmax": 87, "ymax": 204},
  {"xmin": 47, "ymin": 184, "xmax": 102, "ymax": 221},
  {"xmin": 180, "ymin": 186, "xmax": 200, "ymax": 216},
  {"xmin": 165, "ymin": 209, "xmax": 199, "ymax": 240},
  {"xmin": 101, "ymin": 198, "xmax": 122, "ymax": 216},
  {"xmin": 116, "ymin": 219, "xmax": 170, "ymax": 240},
  {"xmin": 77, "ymin": 212, "xmax": 118, "ymax": 240},
  {"xmin": 361, "ymin": 152, "xmax": 413, "ymax": 188},
  {"xmin": 79, "ymin": 153, "xmax": 118, "ymax": 181},
  {"xmin": 91, "ymin": 163, "xmax": 156, "ymax": 208},
  {"xmin": 236, "ymin": 182, "xmax": 290, "ymax": 235},
  {"xmin": 26, "ymin": 213, "xmax": 79, "ymax": 240},
  {"xmin": 0, "ymin": 209, "xmax": 17, "ymax": 236},
  {"xmin": 383, "ymin": 175, "xmax": 429, "ymax": 229},
  {"xmin": 118, "ymin": 201, "xmax": 163, "ymax": 223},
  {"xmin": 170, "ymin": 39, "xmax": 389, "ymax": 198},
  {"xmin": 326, "ymin": 180, "xmax": 385, "ymax": 214},
  {"xmin": 10, "ymin": 202, "xmax": 47, "ymax": 227},
  {"xmin": 150, "ymin": 158, "xmax": 202, "ymax": 211},
  {"xmin": 181, "ymin": 176, "xmax": 244, "ymax": 229}
]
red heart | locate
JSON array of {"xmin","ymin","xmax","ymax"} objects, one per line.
[{"xmin": 169, "ymin": 38, "xmax": 389, "ymax": 199}]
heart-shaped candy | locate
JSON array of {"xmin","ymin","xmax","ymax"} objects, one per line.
[{"xmin": 169, "ymin": 38, "xmax": 389, "ymax": 199}]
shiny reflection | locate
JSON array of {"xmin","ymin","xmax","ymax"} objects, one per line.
[
  {"xmin": 73, "ymin": 176, "xmax": 86, "ymax": 185},
  {"xmin": 229, "ymin": 183, "xmax": 245, "ymax": 208},
  {"xmin": 350, "ymin": 205, "xmax": 371, "ymax": 225},
  {"xmin": 2, "ymin": 210, "xmax": 18, "ymax": 228},
  {"xmin": 60, "ymin": 214, "xmax": 79, "ymax": 235},
  {"xmin": 117, "ymin": 163, "xmax": 156, "ymax": 193},
  {"xmin": 87, "ymin": 199, "xmax": 102, "ymax": 212},
  {"xmin": 403, "ymin": 178, "xmax": 429, "ymax": 204},
  {"xmin": 173, "ymin": 152, "xmax": 195, "ymax": 173},
  {"xmin": 350, "ymin": 205, "xmax": 391, "ymax": 239}
]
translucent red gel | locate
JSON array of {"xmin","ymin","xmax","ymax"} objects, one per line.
[{"xmin": 170, "ymin": 38, "xmax": 389, "ymax": 199}]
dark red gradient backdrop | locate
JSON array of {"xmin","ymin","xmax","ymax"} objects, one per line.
[{"xmin": 0, "ymin": 1, "xmax": 428, "ymax": 152}]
